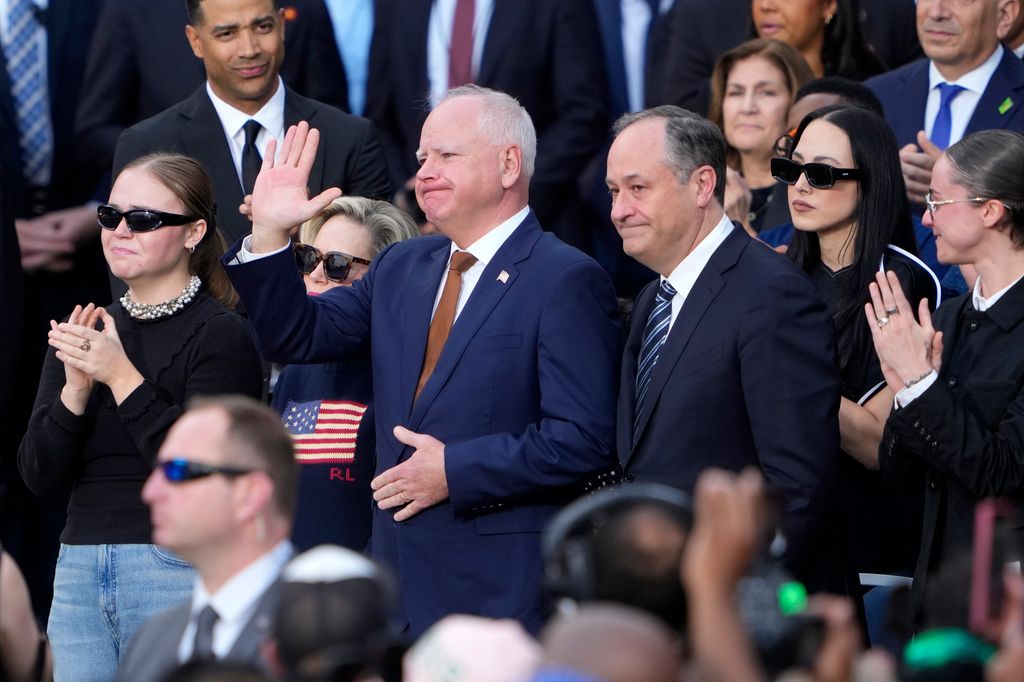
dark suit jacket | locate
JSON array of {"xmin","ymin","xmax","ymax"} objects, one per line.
[
  {"xmin": 115, "ymin": 582, "xmax": 281, "ymax": 682},
  {"xmin": 593, "ymin": 0, "xmax": 673, "ymax": 118},
  {"xmin": 880, "ymin": 282, "xmax": 1024, "ymax": 623},
  {"xmin": 225, "ymin": 212, "xmax": 620, "ymax": 636},
  {"xmin": 663, "ymin": 0, "xmax": 921, "ymax": 115},
  {"xmin": 113, "ymin": 85, "xmax": 390, "ymax": 245},
  {"xmin": 618, "ymin": 226, "xmax": 840, "ymax": 582},
  {"xmin": 75, "ymin": 0, "xmax": 347, "ymax": 186},
  {"xmin": 365, "ymin": 0, "xmax": 608, "ymax": 246},
  {"xmin": 867, "ymin": 48, "xmax": 1024, "ymax": 149}
]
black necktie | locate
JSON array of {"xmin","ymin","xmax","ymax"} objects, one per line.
[
  {"xmin": 191, "ymin": 605, "xmax": 219, "ymax": 661},
  {"xmin": 241, "ymin": 119, "xmax": 263, "ymax": 196}
]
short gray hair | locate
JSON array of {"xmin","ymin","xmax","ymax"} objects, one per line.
[
  {"xmin": 441, "ymin": 84, "xmax": 537, "ymax": 179},
  {"xmin": 299, "ymin": 197, "xmax": 420, "ymax": 255},
  {"xmin": 613, "ymin": 106, "xmax": 727, "ymax": 205}
]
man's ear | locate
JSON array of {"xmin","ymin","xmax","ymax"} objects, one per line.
[
  {"xmin": 499, "ymin": 145, "xmax": 523, "ymax": 190},
  {"xmin": 185, "ymin": 24, "xmax": 204, "ymax": 60},
  {"xmin": 692, "ymin": 166, "xmax": 718, "ymax": 210}
]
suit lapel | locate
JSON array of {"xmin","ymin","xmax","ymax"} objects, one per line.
[
  {"xmin": 401, "ymin": 242, "xmax": 452, "ymax": 420},
  {"xmin": 894, "ymin": 61, "xmax": 930, "ymax": 145},
  {"xmin": 478, "ymin": 0, "xmax": 517, "ymax": 85},
  {"xmin": 965, "ymin": 49, "xmax": 1024, "ymax": 135},
  {"xmin": 627, "ymin": 227, "xmax": 746, "ymax": 458},
  {"xmin": 409, "ymin": 216, "xmax": 539, "ymax": 430},
  {"xmin": 283, "ymin": 88, "xmax": 327, "ymax": 193},
  {"xmin": 226, "ymin": 582, "xmax": 280, "ymax": 665},
  {"xmin": 178, "ymin": 87, "xmax": 245, "ymax": 214}
]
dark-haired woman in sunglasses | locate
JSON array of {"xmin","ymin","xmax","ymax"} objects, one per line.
[
  {"xmin": 271, "ymin": 196, "xmax": 418, "ymax": 552},
  {"xmin": 18, "ymin": 153, "xmax": 263, "ymax": 681},
  {"xmin": 781, "ymin": 105, "xmax": 940, "ymax": 592}
]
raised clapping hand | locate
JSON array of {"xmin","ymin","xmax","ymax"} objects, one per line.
[
  {"xmin": 249, "ymin": 121, "xmax": 343, "ymax": 253},
  {"xmin": 49, "ymin": 306, "xmax": 145, "ymax": 412},
  {"xmin": 864, "ymin": 270, "xmax": 943, "ymax": 393}
]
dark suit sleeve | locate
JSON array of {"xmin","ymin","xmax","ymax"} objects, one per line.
[
  {"xmin": 737, "ymin": 268, "xmax": 840, "ymax": 570},
  {"xmin": 444, "ymin": 258, "xmax": 620, "ymax": 513},
  {"xmin": 281, "ymin": 0, "xmax": 349, "ymax": 111},
  {"xmin": 112, "ymin": 123, "xmax": 153, "ymax": 180},
  {"xmin": 223, "ymin": 240, "xmax": 373, "ymax": 363},
  {"xmin": 74, "ymin": 0, "xmax": 139, "ymax": 186}
]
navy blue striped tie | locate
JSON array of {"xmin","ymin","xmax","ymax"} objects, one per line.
[{"xmin": 634, "ymin": 279, "xmax": 677, "ymax": 435}]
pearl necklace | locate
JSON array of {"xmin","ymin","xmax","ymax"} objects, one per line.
[{"xmin": 120, "ymin": 276, "xmax": 202, "ymax": 320}]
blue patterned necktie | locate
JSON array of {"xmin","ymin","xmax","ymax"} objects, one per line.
[
  {"xmin": 633, "ymin": 278, "xmax": 677, "ymax": 436},
  {"xmin": 4, "ymin": 0, "xmax": 52, "ymax": 184},
  {"xmin": 930, "ymin": 83, "xmax": 966, "ymax": 151}
]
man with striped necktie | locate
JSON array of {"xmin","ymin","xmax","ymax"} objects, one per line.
[{"xmin": 607, "ymin": 105, "xmax": 840, "ymax": 590}]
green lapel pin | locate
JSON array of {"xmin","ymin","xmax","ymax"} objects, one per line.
[{"xmin": 999, "ymin": 97, "xmax": 1013, "ymax": 115}]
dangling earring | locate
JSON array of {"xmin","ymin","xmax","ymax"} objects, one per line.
[
  {"xmin": 825, "ymin": 12, "xmax": 834, "ymax": 25},
  {"xmin": 188, "ymin": 244, "xmax": 196, "ymax": 254}
]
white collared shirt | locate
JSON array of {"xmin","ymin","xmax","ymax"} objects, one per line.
[
  {"xmin": 972, "ymin": 272, "xmax": 1024, "ymax": 311},
  {"xmin": 662, "ymin": 214, "xmax": 734, "ymax": 331},
  {"xmin": 426, "ymin": 0, "xmax": 495, "ymax": 106},
  {"xmin": 177, "ymin": 540, "xmax": 294, "ymax": 662},
  {"xmin": 925, "ymin": 45, "xmax": 1004, "ymax": 145},
  {"xmin": 433, "ymin": 205, "xmax": 529, "ymax": 320},
  {"xmin": 207, "ymin": 77, "xmax": 286, "ymax": 191}
]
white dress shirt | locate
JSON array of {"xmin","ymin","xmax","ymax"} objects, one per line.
[
  {"xmin": 896, "ymin": 273, "xmax": 1024, "ymax": 407},
  {"xmin": 662, "ymin": 214, "xmax": 734, "ymax": 332},
  {"xmin": 177, "ymin": 540, "xmax": 293, "ymax": 661},
  {"xmin": 427, "ymin": 0, "xmax": 495, "ymax": 106},
  {"xmin": 924, "ymin": 45, "xmax": 1004, "ymax": 145},
  {"xmin": 207, "ymin": 77, "xmax": 286, "ymax": 190}
]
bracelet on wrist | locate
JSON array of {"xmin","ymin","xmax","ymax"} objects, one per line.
[{"xmin": 904, "ymin": 370, "xmax": 933, "ymax": 389}]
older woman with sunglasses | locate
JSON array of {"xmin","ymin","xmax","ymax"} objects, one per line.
[
  {"xmin": 867, "ymin": 129, "xmax": 1024, "ymax": 625},
  {"xmin": 18, "ymin": 154, "xmax": 263, "ymax": 681},
  {"xmin": 778, "ymin": 105, "xmax": 940, "ymax": 585},
  {"xmin": 271, "ymin": 197, "xmax": 418, "ymax": 552}
]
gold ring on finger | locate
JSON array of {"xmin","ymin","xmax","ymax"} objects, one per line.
[{"xmin": 80, "ymin": 341, "xmax": 91, "ymax": 352}]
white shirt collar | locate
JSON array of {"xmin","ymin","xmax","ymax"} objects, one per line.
[
  {"xmin": 206, "ymin": 76, "xmax": 286, "ymax": 142},
  {"xmin": 664, "ymin": 215, "xmax": 734, "ymax": 293},
  {"xmin": 1014, "ymin": 43, "xmax": 1024, "ymax": 61},
  {"xmin": 972, "ymin": 272, "xmax": 1024, "ymax": 311},
  {"xmin": 929, "ymin": 44, "xmax": 1004, "ymax": 94},
  {"xmin": 450, "ymin": 205, "xmax": 530, "ymax": 266}
]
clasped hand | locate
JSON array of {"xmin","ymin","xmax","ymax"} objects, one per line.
[
  {"xmin": 248, "ymin": 121, "xmax": 343, "ymax": 253},
  {"xmin": 864, "ymin": 270, "xmax": 943, "ymax": 392}
]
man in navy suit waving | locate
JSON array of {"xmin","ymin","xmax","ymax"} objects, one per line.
[{"xmin": 224, "ymin": 85, "xmax": 620, "ymax": 636}]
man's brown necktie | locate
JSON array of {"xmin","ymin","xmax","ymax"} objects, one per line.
[{"xmin": 415, "ymin": 251, "xmax": 478, "ymax": 400}]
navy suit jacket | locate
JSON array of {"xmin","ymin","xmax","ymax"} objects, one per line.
[
  {"xmin": 225, "ymin": 212, "xmax": 620, "ymax": 635},
  {"xmin": 618, "ymin": 226, "xmax": 840, "ymax": 583},
  {"xmin": 867, "ymin": 47, "xmax": 1024, "ymax": 148},
  {"xmin": 113, "ymin": 85, "xmax": 390, "ymax": 246}
]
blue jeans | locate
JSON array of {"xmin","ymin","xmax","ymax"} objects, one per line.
[{"xmin": 47, "ymin": 544, "xmax": 194, "ymax": 682}]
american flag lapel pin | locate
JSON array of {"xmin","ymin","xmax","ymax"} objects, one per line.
[{"xmin": 497, "ymin": 270, "xmax": 510, "ymax": 284}]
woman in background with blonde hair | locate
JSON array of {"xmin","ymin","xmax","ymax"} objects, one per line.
[{"xmin": 273, "ymin": 196, "xmax": 419, "ymax": 552}]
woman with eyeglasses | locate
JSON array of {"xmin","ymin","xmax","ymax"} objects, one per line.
[
  {"xmin": 778, "ymin": 105, "xmax": 940, "ymax": 583},
  {"xmin": 709, "ymin": 39, "xmax": 813, "ymax": 235},
  {"xmin": 867, "ymin": 129, "xmax": 1024, "ymax": 625},
  {"xmin": 271, "ymin": 197, "xmax": 418, "ymax": 552},
  {"xmin": 18, "ymin": 153, "xmax": 263, "ymax": 680}
]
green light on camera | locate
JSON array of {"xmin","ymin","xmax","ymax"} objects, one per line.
[{"xmin": 777, "ymin": 581, "xmax": 808, "ymax": 615}]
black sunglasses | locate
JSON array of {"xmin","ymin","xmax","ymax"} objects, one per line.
[
  {"xmin": 771, "ymin": 157, "xmax": 862, "ymax": 189},
  {"xmin": 97, "ymin": 204, "xmax": 198, "ymax": 233},
  {"xmin": 294, "ymin": 243, "xmax": 372, "ymax": 282},
  {"xmin": 158, "ymin": 458, "xmax": 256, "ymax": 484}
]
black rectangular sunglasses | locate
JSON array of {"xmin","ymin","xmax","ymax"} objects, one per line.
[
  {"xmin": 294, "ymin": 243, "xmax": 372, "ymax": 282},
  {"xmin": 158, "ymin": 458, "xmax": 255, "ymax": 484},
  {"xmin": 97, "ymin": 204, "xmax": 197, "ymax": 233},
  {"xmin": 771, "ymin": 157, "xmax": 862, "ymax": 190}
]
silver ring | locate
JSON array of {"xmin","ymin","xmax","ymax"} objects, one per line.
[
  {"xmin": 877, "ymin": 317, "xmax": 890, "ymax": 328},
  {"xmin": 885, "ymin": 306, "xmax": 899, "ymax": 316},
  {"xmin": 80, "ymin": 340, "xmax": 91, "ymax": 352},
  {"xmin": 400, "ymin": 491, "xmax": 408, "ymax": 503}
]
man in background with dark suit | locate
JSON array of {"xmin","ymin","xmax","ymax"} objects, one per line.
[
  {"xmin": 607, "ymin": 106, "xmax": 840, "ymax": 587},
  {"xmin": 366, "ymin": 0, "xmax": 608, "ymax": 251},
  {"xmin": 0, "ymin": 0, "xmax": 109, "ymax": 621},
  {"xmin": 76, "ymin": 0, "xmax": 348, "ymax": 190},
  {"xmin": 113, "ymin": 0, "xmax": 390, "ymax": 246},
  {"xmin": 117, "ymin": 396, "xmax": 297, "ymax": 682}
]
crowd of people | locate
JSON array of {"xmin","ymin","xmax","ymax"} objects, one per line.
[{"xmin": 3, "ymin": 0, "xmax": 1024, "ymax": 680}]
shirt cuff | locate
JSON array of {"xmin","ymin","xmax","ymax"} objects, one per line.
[
  {"xmin": 230, "ymin": 235, "xmax": 291, "ymax": 264},
  {"xmin": 895, "ymin": 370, "xmax": 938, "ymax": 408}
]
